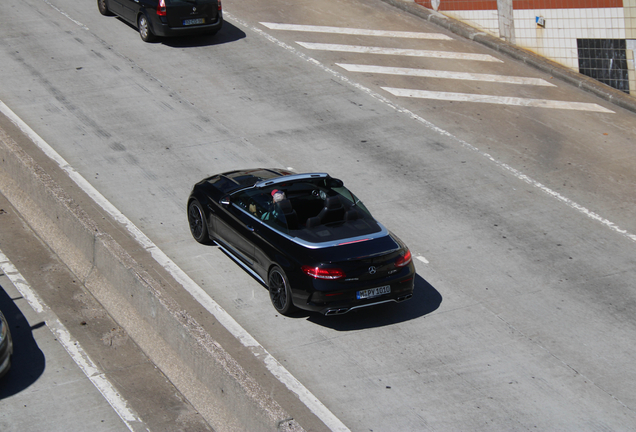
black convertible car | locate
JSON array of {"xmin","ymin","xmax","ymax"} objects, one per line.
[{"xmin": 187, "ymin": 169, "xmax": 415, "ymax": 315}]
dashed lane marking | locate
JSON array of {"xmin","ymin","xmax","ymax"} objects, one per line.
[
  {"xmin": 381, "ymin": 87, "xmax": 616, "ymax": 112},
  {"xmin": 336, "ymin": 63, "xmax": 556, "ymax": 86},
  {"xmin": 260, "ymin": 22, "xmax": 453, "ymax": 40},
  {"xmin": 416, "ymin": 256, "xmax": 430, "ymax": 264},
  {"xmin": 296, "ymin": 42, "xmax": 503, "ymax": 62}
]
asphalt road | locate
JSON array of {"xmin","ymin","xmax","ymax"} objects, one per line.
[{"xmin": 1, "ymin": 0, "xmax": 636, "ymax": 430}]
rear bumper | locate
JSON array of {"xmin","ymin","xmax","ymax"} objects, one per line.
[
  {"xmin": 152, "ymin": 13, "xmax": 223, "ymax": 37},
  {"xmin": 299, "ymin": 269, "xmax": 416, "ymax": 315}
]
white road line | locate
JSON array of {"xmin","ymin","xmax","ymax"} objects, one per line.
[
  {"xmin": 382, "ymin": 87, "xmax": 615, "ymax": 113},
  {"xmin": 42, "ymin": 0, "xmax": 89, "ymax": 30},
  {"xmin": 260, "ymin": 22, "xmax": 453, "ymax": 40},
  {"xmin": 337, "ymin": 63, "xmax": 556, "ymax": 86},
  {"xmin": 0, "ymin": 249, "xmax": 141, "ymax": 431},
  {"xmin": 225, "ymin": 12, "xmax": 634, "ymax": 245},
  {"xmin": 0, "ymin": 100, "xmax": 351, "ymax": 432},
  {"xmin": 296, "ymin": 42, "xmax": 503, "ymax": 62},
  {"xmin": 416, "ymin": 256, "xmax": 430, "ymax": 264}
]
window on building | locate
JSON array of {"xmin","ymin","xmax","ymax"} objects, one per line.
[{"xmin": 577, "ymin": 39, "xmax": 629, "ymax": 94}]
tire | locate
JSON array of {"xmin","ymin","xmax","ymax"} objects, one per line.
[
  {"xmin": 97, "ymin": 0, "xmax": 113, "ymax": 16},
  {"xmin": 138, "ymin": 14, "xmax": 155, "ymax": 42},
  {"xmin": 188, "ymin": 200, "xmax": 211, "ymax": 244},
  {"xmin": 268, "ymin": 266, "xmax": 296, "ymax": 315}
]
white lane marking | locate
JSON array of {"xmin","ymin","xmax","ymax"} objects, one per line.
[
  {"xmin": 0, "ymin": 100, "xmax": 351, "ymax": 432},
  {"xmin": 260, "ymin": 22, "xmax": 453, "ymax": 40},
  {"xmin": 337, "ymin": 63, "xmax": 556, "ymax": 86},
  {"xmin": 382, "ymin": 87, "xmax": 615, "ymax": 113},
  {"xmin": 224, "ymin": 12, "xmax": 634, "ymax": 244},
  {"xmin": 42, "ymin": 0, "xmax": 89, "ymax": 30},
  {"xmin": 416, "ymin": 256, "xmax": 429, "ymax": 264},
  {"xmin": 0, "ymin": 249, "xmax": 141, "ymax": 431},
  {"xmin": 296, "ymin": 42, "xmax": 503, "ymax": 62}
]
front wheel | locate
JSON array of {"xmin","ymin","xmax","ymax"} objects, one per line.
[
  {"xmin": 188, "ymin": 200, "xmax": 211, "ymax": 244},
  {"xmin": 268, "ymin": 266, "xmax": 296, "ymax": 315},
  {"xmin": 138, "ymin": 14, "xmax": 155, "ymax": 42}
]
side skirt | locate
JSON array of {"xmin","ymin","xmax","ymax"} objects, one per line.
[{"xmin": 214, "ymin": 240, "xmax": 267, "ymax": 286}]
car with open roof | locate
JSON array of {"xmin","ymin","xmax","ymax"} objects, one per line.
[{"xmin": 187, "ymin": 168, "xmax": 415, "ymax": 315}]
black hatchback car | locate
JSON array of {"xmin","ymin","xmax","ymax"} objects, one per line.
[
  {"xmin": 187, "ymin": 169, "xmax": 415, "ymax": 316},
  {"xmin": 98, "ymin": 0, "xmax": 223, "ymax": 42}
]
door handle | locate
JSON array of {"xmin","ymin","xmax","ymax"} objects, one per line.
[{"xmin": 246, "ymin": 225, "xmax": 255, "ymax": 232}]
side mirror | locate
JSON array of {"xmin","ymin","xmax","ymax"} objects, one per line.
[{"xmin": 220, "ymin": 195, "xmax": 231, "ymax": 206}]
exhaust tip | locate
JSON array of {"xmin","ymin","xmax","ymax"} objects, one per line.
[{"xmin": 325, "ymin": 308, "xmax": 350, "ymax": 316}]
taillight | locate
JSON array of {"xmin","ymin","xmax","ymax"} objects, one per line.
[
  {"xmin": 302, "ymin": 266, "xmax": 345, "ymax": 280},
  {"xmin": 218, "ymin": 0, "xmax": 222, "ymax": 11},
  {"xmin": 395, "ymin": 249, "xmax": 412, "ymax": 267},
  {"xmin": 157, "ymin": 0, "xmax": 166, "ymax": 16}
]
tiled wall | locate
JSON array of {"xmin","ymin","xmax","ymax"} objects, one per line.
[{"xmin": 415, "ymin": 0, "xmax": 636, "ymax": 94}]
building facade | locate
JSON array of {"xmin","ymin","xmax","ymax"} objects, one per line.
[{"xmin": 414, "ymin": 0, "xmax": 636, "ymax": 94}]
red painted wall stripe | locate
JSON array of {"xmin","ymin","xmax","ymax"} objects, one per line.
[{"xmin": 415, "ymin": 0, "xmax": 623, "ymax": 11}]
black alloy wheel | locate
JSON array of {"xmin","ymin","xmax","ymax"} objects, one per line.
[
  {"xmin": 138, "ymin": 14, "xmax": 155, "ymax": 42},
  {"xmin": 97, "ymin": 0, "xmax": 113, "ymax": 16},
  {"xmin": 268, "ymin": 266, "xmax": 296, "ymax": 315},
  {"xmin": 188, "ymin": 200, "xmax": 210, "ymax": 244}
]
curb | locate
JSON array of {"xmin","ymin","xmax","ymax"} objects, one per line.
[
  {"xmin": 0, "ymin": 122, "xmax": 303, "ymax": 431},
  {"xmin": 380, "ymin": 0, "xmax": 636, "ymax": 114}
]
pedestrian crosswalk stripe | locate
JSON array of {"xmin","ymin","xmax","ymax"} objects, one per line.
[
  {"xmin": 337, "ymin": 64, "xmax": 555, "ymax": 86},
  {"xmin": 260, "ymin": 22, "xmax": 453, "ymax": 40},
  {"xmin": 381, "ymin": 87, "xmax": 615, "ymax": 112},
  {"xmin": 296, "ymin": 42, "xmax": 503, "ymax": 62}
]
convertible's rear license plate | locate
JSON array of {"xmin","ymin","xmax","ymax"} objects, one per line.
[
  {"xmin": 183, "ymin": 18, "xmax": 205, "ymax": 26},
  {"xmin": 357, "ymin": 285, "xmax": 390, "ymax": 300}
]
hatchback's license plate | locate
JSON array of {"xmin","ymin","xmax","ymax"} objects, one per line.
[
  {"xmin": 183, "ymin": 18, "xmax": 205, "ymax": 26},
  {"xmin": 357, "ymin": 285, "xmax": 390, "ymax": 300}
]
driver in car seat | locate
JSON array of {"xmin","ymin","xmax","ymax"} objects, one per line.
[{"xmin": 261, "ymin": 189, "xmax": 286, "ymax": 221}]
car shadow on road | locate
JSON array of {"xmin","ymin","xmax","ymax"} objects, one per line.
[
  {"xmin": 0, "ymin": 285, "xmax": 45, "ymax": 399},
  {"xmin": 114, "ymin": 18, "xmax": 246, "ymax": 47},
  {"xmin": 160, "ymin": 21, "xmax": 246, "ymax": 48},
  {"xmin": 305, "ymin": 274, "xmax": 442, "ymax": 331}
]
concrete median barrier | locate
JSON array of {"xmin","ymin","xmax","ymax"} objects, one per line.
[{"xmin": 0, "ymin": 122, "xmax": 304, "ymax": 432}]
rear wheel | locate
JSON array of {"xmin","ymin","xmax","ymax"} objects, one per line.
[
  {"xmin": 269, "ymin": 266, "xmax": 296, "ymax": 315},
  {"xmin": 188, "ymin": 200, "xmax": 211, "ymax": 244},
  {"xmin": 97, "ymin": 0, "xmax": 113, "ymax": 16},
  {"xmin": 138, "ymin": 14, "xmax": 155, "ymax": 42}
]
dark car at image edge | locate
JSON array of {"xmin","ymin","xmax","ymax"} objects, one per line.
[
  {"xmin": 0, "ymin": 309, "xmax": 13, "ymax": 379},
  {"xmin": 187, "ymin": 169, "xmax": 415, "ymax": 316},
  {"xmin": 98, "ymin": 0, "xmax": 223, "ymax": 42}
]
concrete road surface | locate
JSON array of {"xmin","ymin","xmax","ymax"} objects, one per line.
[{"xmin": 0, "ymin": 0, "xmax": 635, "ymax": 430}]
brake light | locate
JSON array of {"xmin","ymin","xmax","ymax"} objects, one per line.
[
  {"xmin": 395, "ymin": 249, "xmax": 412, "ymax": 267},
  {"xmin": 302, "ymin": 266, "xmax": 345, "ymax": 280},
  {"xmin": 218, "ymin": 0, "xmax": 222, "ymax": 10},
  {"xmin": 157, "ymin": 0, "xmax": 166, "ymax": 16}
]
